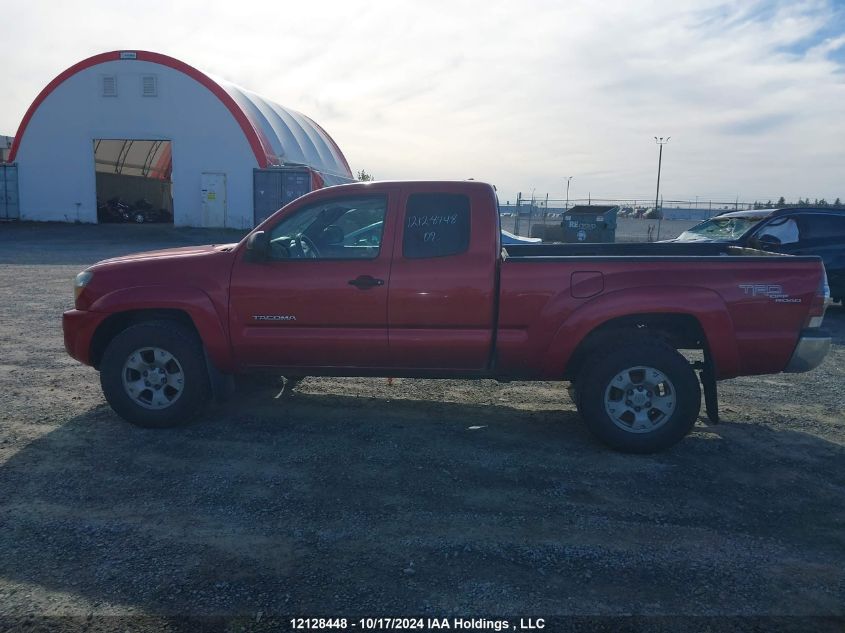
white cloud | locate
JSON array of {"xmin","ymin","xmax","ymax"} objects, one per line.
[{"xmin": 2, "ymin": 0, "xmax": 844, "ymax": 204}]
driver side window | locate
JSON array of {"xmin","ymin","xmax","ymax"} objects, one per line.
[{"xmin": 267, "ymin": 195, "xmax": 387, "ymax": 260}]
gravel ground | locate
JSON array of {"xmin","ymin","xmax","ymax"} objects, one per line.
[{"xmin": 0, "ymin": 223, "xmax": 843, "ymax": 628}]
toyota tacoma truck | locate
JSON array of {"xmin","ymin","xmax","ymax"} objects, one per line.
[{"xmin": 63, "ymin": 181, "xmax": 832, "ymax": 452}]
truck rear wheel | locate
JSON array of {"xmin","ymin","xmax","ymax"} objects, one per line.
[
  {"xmin": 577, "ymin": 340, "xmax": 700, "ymax": 453},
  {"xmin": 100, "ymin": 321, "xmax": 210, "ymax": 428}
]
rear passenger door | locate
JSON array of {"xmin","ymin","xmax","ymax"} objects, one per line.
[
  {"xmin": 387, "ymin": 187, "xmax": 498, "ymax": 371},
  {"xmin": 793, "ymin": 214, "xmax": 845, "ymax": 291}
]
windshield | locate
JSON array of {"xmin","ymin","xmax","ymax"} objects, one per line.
[{"xmin": 676, "ymin": 216, "xmax": 766, "ymax": 242}]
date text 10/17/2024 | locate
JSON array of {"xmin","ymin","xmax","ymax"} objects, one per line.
[{"xmin": 290, "ymin": 618, "xmax": 546, "ymax": 631}]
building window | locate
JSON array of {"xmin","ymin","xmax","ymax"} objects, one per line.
[
  {"xmin": 101, "ymin": 75, "xmax": 117, "ymax": 97},
  {"xmin": 141, "ymin": 75, "xmax": 157, "ymax": 97}
]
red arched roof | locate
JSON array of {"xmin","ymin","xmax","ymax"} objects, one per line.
[{"xmin": 8, "ymin": 50, "xmax": 351, "ymax": 180}]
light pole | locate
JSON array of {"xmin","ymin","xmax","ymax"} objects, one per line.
[
  {"xmin": 654, "ymin": 136, "xmax": 670, "ymax": 240},
  {"xmin": 528, "ymin": 188, "xmax": 536, "ymax": 235},
  {"xmin": 564, "ymin": 177, "xmax": 572, "ymax": 211}
]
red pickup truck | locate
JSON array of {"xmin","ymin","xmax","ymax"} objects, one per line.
[{"xmin": 63, "ymin": 181, "xmax": 832, "ymax": 452}]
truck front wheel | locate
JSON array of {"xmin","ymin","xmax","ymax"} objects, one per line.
[
  {"xmin": 100, "ymin": 321, "xmax": 210, "ymax": 428},
  {"xmin": 577, "ymin": 341, "xmax": 701, "ymax": 453}
]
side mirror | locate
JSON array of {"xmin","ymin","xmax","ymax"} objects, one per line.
[{"xmin": 245, "ymin": 230, "xmax": 270, "ymax": 261}]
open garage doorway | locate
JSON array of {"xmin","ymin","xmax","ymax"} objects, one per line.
[{"xmin": 94, "ymin": 139, "xmax": 173, "ymax": 224}]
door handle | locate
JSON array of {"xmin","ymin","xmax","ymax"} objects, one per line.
[{"xmin": 348, "ymin": 275, "xmax": 385, "ymax": 289}]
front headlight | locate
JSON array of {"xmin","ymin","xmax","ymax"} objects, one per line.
[{"xmin": 74, "ymin": 271, "xmax": 93, "ymax": 300}]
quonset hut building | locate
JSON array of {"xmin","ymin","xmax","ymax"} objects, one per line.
[{"xmin": 4, "ymin": 50, "xmax": 354, "ymax": 228}]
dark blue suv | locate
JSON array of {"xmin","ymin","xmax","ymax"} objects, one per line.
[{"xmin": 673, "ymin": 207, "xmax": 845, "ymax": 303}]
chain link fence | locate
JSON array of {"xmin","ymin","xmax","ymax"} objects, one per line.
[{"xmin": 499, "ymin": 195, "xmax": 760, "ymax": 242}]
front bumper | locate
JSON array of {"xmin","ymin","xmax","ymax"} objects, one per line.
[
  {"xmin": 63, "ymin": 309, "xmax": 109, "ymax": 366},
  {"xmin": 784, "ymin": 329, "xmax": 831, "ymax": 373}
]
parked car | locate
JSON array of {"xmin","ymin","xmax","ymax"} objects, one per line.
[
  {"xmin": 671, "ymin": 207, "xmax": 845, "ymax": 303},
  {"xmin": 131, "ymin": 198, "xmax": 172, "ymax": 224},
  {"xmin": 64, "ymin": 181, "xmax": 831, "ymax": 453}
]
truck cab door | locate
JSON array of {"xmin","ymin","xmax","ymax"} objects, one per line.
[
  {"xmin": 387, "ymin": 187, "xmax": 499, "ymax": 371},
  {"xmin": 788, "ymin": 214, "xmax": 845, "ymax": 293},
  {"xmin": 229, "ymin": 193, "xmax": 396, "ymax": 370}
]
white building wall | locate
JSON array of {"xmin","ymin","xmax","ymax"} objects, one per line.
[{"xmin": 15, "ymin": 60, "xmax": 259, "ymax": 228}]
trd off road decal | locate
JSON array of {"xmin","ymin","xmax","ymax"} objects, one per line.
[{"xmin": 739, "ymin": 284, "xmax": 802, "ymax": 303}]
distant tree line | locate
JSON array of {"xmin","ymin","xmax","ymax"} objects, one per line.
[{"xmin": 751, "ymin": 197, "xmax": 843, "ymax": 209}]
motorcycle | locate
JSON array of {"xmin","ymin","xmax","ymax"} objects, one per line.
[{"xmin": 97, "ymin": 197, "xmax": 132, "ymax": 223}]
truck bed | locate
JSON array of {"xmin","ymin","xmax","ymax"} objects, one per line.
[
  {"xmin": 497, "ymin": 242, "xmax": 825, "ymax": 381},
  {"xmin": 503, "ymin": 242, "xmax": 803, "ymax": 259}
]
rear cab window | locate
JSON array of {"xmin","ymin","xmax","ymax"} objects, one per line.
[{"xmin": 402, "ymin": 193, "xmax": 471, "ymax": 258}]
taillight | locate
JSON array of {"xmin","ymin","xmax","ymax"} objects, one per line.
[{"xmin": 806, "ymin": 266, "xmax": 830, "ymax": 329}]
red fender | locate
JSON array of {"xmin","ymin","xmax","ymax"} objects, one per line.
[
  {"xmin": 540, "ymin": 286, "xmax": 740, "ymax": 379},
  {"xmin": 89, "ymin": 286, "xmax": 234, "ymax": 372}
]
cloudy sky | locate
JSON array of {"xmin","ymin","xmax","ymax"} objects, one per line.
[{"xmin": 3, "ymin": 0, "xmax": 845, "ymax": 205}]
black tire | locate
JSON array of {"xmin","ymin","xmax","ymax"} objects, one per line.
[
  {"xmin": 576, "ymin": 339, "xmax": 701, "ymax": 453},
  {"xmin": 100, "ymin": 320, "xmax": 210, "ymax": 428}
]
